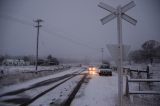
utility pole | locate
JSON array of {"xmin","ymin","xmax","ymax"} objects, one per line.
[
  {"xmin": 34, "ymin": 19, "xmax": 43, "ymax": 71},
  {"xmin": 101, "ymin": 48, "xmax": 104, "ymax": 63}
]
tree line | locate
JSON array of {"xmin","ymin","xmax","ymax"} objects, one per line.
[
  {"xmin": 0, "ymin": 54, "xmax": 59, "ymax": 65},
  {"xmin": 128, "ymin": 40, "xmax": 160, "ymax": 64}
]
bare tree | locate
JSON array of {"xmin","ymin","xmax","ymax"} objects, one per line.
[
  {"xmin": 141, "ymin": 40, "xmax": 160, "ymax": 64},
  {"xmin": 47, "ymin": 54, "xmax": 52, "ymax": 60}
]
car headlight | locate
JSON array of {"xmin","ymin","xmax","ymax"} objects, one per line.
[{"xmin": 92, "ymin": 67, "xmax": 95, "ymax": 71}]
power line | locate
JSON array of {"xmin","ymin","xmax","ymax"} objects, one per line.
[
  {"xmin": 42, "ymin": 27, "xmax": 99, "ymax": 51},
  {"xmin": 0, "ymin": 14, "xmax": 100, "ymax": 52},
  {"xmin": 0, "ymin": 14, "xmax": 33, "ymax": 26},
  {"xmin": 40, "ymin": 40, "xmax": 52, "ymax": 55}
]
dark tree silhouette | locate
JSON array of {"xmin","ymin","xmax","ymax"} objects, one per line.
[
  {"xmin": 141, "ymin": 40, "xmax": 160, "ymax": 64},
  {"xmin": 47, "ymin": 54, "xmax": 52, "ymax": 60},
  {"xmin": 129, "ymin": 40, "xmax": 160, "ymax": 63}
]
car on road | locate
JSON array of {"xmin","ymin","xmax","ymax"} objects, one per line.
[
  {"xmin": 99, "ymin": 64, "xmax": 112, "ymax": 76},
  {"xmin": 87, "ymin": 65, "xmax": 96, "ymax": 74}
]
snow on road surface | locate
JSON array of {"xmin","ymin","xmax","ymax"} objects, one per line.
[{"xmin": 71, "ymin": 72, "xmax": 120, "ymax": 106}]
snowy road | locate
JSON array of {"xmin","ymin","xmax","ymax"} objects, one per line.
[{"xmin": 71, "ymin": 72, "xmax": 119, "ymax": 106}]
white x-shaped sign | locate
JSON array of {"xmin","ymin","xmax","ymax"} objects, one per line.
[{"xmin": 98, "ymin": 1, "xmax": 137, "ymax": 25}]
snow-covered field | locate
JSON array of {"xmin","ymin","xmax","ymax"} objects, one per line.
[
  {"xmin": 0, "ymin": 65, "xmax": 72, "ymax": 86},
  {"xmin": 0, "ymin": 65, "xmax": 71, "ymax": 75},
  {"xmin": 0, "ymin": 67, "xmax": 83, "ymax": 95}
]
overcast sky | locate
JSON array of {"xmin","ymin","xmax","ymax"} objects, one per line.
[{"xmin": 0, "ymin": 0, "xmax": 160, "ymax": 62}]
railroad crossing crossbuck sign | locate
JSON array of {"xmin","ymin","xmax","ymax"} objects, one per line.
[
  {"xmin": 98, "ymin": 1, "xmax": 137, "ymax": 106},
  {"xmin": 98, "ymin": 1, "xmax": 137, "ymax": 25}
]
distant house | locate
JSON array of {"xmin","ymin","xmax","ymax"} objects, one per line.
[
  {"xmin": 37, "ymin": 58, "xmax": 59, "ymax": 66},
  {"xmin": 2, "ymin": 59, "xmax": 25, "ymax": 66}
]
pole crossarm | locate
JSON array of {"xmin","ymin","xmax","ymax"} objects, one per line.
[{"xmin": 34, "ymin": 19, "xmax": 43, "ymax": 22}]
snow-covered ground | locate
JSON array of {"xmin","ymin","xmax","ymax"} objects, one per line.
[
  {"xmin": 0, "ymin": 67, "xmax": 83, "ymax": 96},
  {"xmin": 0, "ymin": 65, "xmax": 71, "ymax": 75},
  {"xmin": 29, "ymin": 75, "xmax": 83, "ymax": 106},
  {"xmin": 0, "ymin": 64, "xmax": 159, "ymax": 106},
  {"xmin": 71, "ymin": 72, "xmax": 120, "ymax": 106},
  {"xmin": 71, "ymin": 64, "xmax": 160, "ymax": 106},
  {"xmin": 0, "ymin": 67, "xmax": 85, "ymax": 106},
  {"xmin": 124, "ymin": 64, "xmax": 160, "ymax": 106},
  {"xmin": 0, "ymin": 65, "xmax": 72, "ymax": 86}
]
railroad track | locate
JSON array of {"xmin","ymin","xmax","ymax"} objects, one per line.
[
  {"xmin": 0, "ymin": 74, "xmax": 72, "ymax": 97},
  {"xmin": 60, "ymin": 74, "xmax": 87, "ymax": 106},
  {"xmin": 0, "ymin": 68, "xmax": 87, "ymax": 106}
]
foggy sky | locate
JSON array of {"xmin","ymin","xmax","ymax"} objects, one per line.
[{"xmin": 0, "ymin": 0, "xmax": 160, "ymax": 62}]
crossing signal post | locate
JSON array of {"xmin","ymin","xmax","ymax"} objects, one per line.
[{"xmin": 98, "ymin": 1, "xmax": 137, "ymax": 106}]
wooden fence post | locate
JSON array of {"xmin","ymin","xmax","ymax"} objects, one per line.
[
  {"xmin": 146, "ymin": 65, "xmax": 150, "ymax": 79},
  {"xmin": 125, "ymin": 76, "xmax": 129, "ymax": 96}
]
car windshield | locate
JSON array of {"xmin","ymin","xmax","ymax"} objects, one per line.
[
  {"xmin": 100, "ymin": 65, "xmax": 109, "ymax": 69},
  {"xmin": 88, "ymin": 66, "xmax": 93, "ymax": 68}
]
